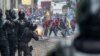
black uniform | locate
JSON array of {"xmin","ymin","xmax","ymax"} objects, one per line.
[
  {"xmin": 17, "ymin": 11, "xmax": 39, "ymax": 56},
  {"xmin": 74, "ymin": 0, "xmax": 100, "ymax": 54},
  {"xmin": 4, "ymin": 10, "xmax": 18, "ymax": 56},
  {"xmin": 59, "ymin": 20, "xmax": 67, "ymax": 37},
  {"xmin": 0, "ymin": 9, "xmax": 9, "ymax": 56}
]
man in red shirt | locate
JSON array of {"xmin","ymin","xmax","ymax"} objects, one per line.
[
  {"xmin": 55, "ymin": 18, "xmax": 60, "ymax": 26},
  {"xmin": 49, "ymin": 19, "xmax": 57, "ymax": 37},
  {"xmin": 43, "ymin": 18, "xmax": 51, "ymax": 36}
]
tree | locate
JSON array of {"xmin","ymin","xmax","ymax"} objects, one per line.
[
  {"xmin": 62, "ymin": 5, "xmax": 68, "ymax": 9},
  {"xmin": 34, "ymin": 0, "xmax": 38, "ymax": 3}
]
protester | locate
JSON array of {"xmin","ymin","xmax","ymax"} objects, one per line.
[
  {"xmin": 49, "ymin": 19, "xmax": 57, "ymax": 37},
  {"xmin": 43, "ymin": 17, "xmax": 51, "ymax": 36},
  {"xmin": 55, "ymin": 17, "xmax": 61, "ymax": 34}
]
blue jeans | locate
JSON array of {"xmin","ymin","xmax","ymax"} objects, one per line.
[{"xmin": 49, "ymin": 28, "xmax": 57, "ymax": 36}]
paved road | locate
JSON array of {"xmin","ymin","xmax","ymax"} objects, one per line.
[
  {"xmin": 28, "ymin": 32, "xmax": 76, "ymax": 56},
  {"xmin": 15, "ymin": 32, "xmax": 100, "ymax": 56},
  {"xmin": 30, "ymin": 34, "xmax": 100, "ymax": 56},
  {"xmin": 30, "ymin": 37, "xmax": 62, "ymax": 56},
  {"xmin": 29, "ymin": 32, "xmax": 76, "ymax": 56}
]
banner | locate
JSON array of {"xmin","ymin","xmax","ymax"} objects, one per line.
[{"xmin": 22, "ymin": 0, "xmax": 31, "ymax": 5}]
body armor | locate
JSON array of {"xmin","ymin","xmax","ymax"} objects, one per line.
[
  {"xmin": 0, "ymin": 10, "xmax": 9, "ymax": 56},
  {"xmin": 17, "ymin": 11, "xmax": 39, "ymax": 56}
]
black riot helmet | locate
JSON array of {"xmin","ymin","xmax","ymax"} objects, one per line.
[
  {"xmin": 5, "ymin": 10, "xmax": 11, "ymax": 20},
  {"xmin": 0, "ymin": 9, "xmax": 3, "ymax": 19},
  {"xmin": 76, "ymin": 0, "xmax": 100, "ymax": 37},
  {"xmin": 74, "ymin": 0, "xmax": 100, "ymax": 54},
  {"xmin": 18, "ymin": 10, "xmax": 25, "ymax": 20},
  {"xmin": 5, "ymin": 9, "xmax": 16, "ymax": 21},
  {"xmin": 9, "ymin": 9, "xmax": 16, "ymax": 20}
]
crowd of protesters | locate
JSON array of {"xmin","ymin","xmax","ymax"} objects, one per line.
[
  {"xmin": 42, "ymin": 14, "xmax": 77, "ymax": 37},
  {"xmin": 19, "ymin": 8, "xmax": 78, "ymax": 37}
]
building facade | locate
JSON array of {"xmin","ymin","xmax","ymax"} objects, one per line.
[
  {"xmin": 0, "ymin": 0, "xmax": 19, "ymax": 17},
  {"xmin": 51, "ymin": 1, "xmax": 66, "ymax": 14}
]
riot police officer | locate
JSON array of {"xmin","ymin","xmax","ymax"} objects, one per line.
[
  {"xmin": 17, "ymin": 10, "xmax": 39, "ymax": 56},
  {"xmin": 0, "ymin": 9, "xmax": 9, "ymax": 56},
  {"xmin": 4, "ymin": 9, "xmax": 18, "ymax": 56},
  {"xmin": 74, "ymin": 0, "xmax": 100, "ymax": 54}
]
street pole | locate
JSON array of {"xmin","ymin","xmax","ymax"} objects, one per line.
[{"xmin": 31, "ymin": 0, "xmax": 33, "ymax": 16}]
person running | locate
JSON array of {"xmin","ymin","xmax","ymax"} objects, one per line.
[
  {"xmin": 55, "ymin": 18, "xmax": 61, "ymax": 33},
  {"xmin": 49, "ymin": 19, "xmax": 57, "ymax": 37}
]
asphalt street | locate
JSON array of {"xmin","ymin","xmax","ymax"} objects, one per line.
[{"xmin": 12, "ymin": 32, "xmax": 100, "ymax": 56}]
